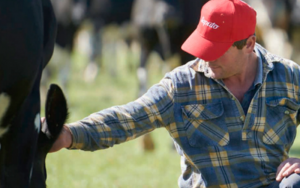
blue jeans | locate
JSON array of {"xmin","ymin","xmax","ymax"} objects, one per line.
[{"xmin": 268, "ymin": 173, "xmax": 300, "ymax": 188}]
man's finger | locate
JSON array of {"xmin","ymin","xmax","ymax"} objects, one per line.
[
  {"xmin": 276, "ymin": 162, "xmax": 291, "ymax": 181},
  {"xmin": 282, "ymin": 164, "xmax": 299, "ymax": 176}
]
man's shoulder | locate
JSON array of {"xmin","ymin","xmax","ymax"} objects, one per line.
[
  {"xmin": 256, "ymin": 43, "xmax": 300, "ymax": 71},
  {"xmin": 164, "ymin": 59, "xmax": 205, "ymax": 85},
  {"xmin": 166, "ymin": 59, "xmax": 198, "ymax": 77}
]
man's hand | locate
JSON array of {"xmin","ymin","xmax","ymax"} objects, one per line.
[
  {"xmin": 41, "ymin": 117, "xmax": 73, "ymax": 152},
  {"xmin": 49, "ymin": 125, "xmax": 73, "ymax": 152},
  {"xmin": 276, "ymin": 158, "xmax": 300, "ymax": 181}
]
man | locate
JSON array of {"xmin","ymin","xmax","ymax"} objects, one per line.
[{"xmin": 50, "ymin": 0, "xmax": 300, "ymax": 187}]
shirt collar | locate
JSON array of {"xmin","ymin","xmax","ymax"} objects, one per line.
[{"xmin": 253, "ymin": 45, "xmax": 263, "ymax": 87}]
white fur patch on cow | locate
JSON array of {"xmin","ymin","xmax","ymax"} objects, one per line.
[
  {"xmin": 41, "ymin": 118, "xmax": 52, "ymax": 138},
  {"xmin": 0, "ymin": 93, "xmax": 11, "ymax": 138},
  {"xmin": 34, "ymin": 113, "xmax": 40, "ymax": 133}
]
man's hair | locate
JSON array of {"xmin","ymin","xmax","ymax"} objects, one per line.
[
  {"xmin": 232, "ymin": 38, "xmax": 247, "ymax": 49},
  {"xmin": 232, "ymin": 33, "xmax": 256, "ymax": 49}
]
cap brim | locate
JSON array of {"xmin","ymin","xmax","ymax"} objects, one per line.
[{"xmin": 181, "ymin": 29, "xmax": 233, "ymax": 61}]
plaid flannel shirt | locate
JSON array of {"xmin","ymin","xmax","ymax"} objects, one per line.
[{"xmin": 68, "ymin": 43, "xmax": 300, "ymax": 188}]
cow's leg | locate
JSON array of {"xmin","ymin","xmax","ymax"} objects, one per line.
[
  {"xmin": 1, "ymin": 76, "xmax": 42, "ymax": 188},
  {"xmin": 84, "ymin": 23, "xmax": 103, "ymax": 82}
]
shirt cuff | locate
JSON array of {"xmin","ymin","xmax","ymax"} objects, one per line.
[{"xmin": 66, "ymin": 122, "xmax": 85, "ymax": 150}]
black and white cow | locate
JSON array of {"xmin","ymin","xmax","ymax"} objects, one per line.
[
  {"xmin": 48, "ymin": 0, "xmax": 135, "ymax": 84},
  {"xmin": 0, "ymin": 0, "xmax": 67, "ymax": 187}
]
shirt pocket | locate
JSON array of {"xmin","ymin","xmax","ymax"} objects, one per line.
[
  {"xmin": 181, "ymin": 102, "xmax": 229, "ymax": 148},
  {"xmin": 263, "ymin": 98, "xmax": 300, "ymax": 145}
]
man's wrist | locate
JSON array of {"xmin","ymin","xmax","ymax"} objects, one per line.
[{"xmin": 62, "ymin": 125, "xmax": 73, "ymax": 149}]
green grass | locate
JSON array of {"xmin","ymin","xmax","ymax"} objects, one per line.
[{"xmin": 42, "ymin": 27, "xmax": 300, "ymax": 188}]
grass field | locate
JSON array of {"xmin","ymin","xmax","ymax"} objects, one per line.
[{"xmin": 42, "ymin": 27, "xmax": 300, "ymax": 188}]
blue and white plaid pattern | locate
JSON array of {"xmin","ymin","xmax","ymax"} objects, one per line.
[{"xmin": 68, "ymin": 44, "xmax": 300, "ymax": 187}]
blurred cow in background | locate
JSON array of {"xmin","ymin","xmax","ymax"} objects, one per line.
[
  {"xmin": 84, "ymin": 0, "xmax": 134, "ymax": 81},
  {"xmin": 286, "ymin": 0, "xmax": 300, "ymax": 64},
  {"xmin": 244, "ymin": 0, "xmax": 300, "ymax": 64},
  {"xmin": 43, "ymin": 0, "xmax": 87, "ymax": 92},
  {"xmin": 44, "ymin": 0, "xmax": 134, "ymax": 88},
  {"xmin": 131, "ymin": 0, "xmax": 209, "ymax": 96}
]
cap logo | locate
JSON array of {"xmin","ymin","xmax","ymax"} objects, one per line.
[{"xmin": 201, "ymin": 17, "xmax": 219, "ymax": 29}]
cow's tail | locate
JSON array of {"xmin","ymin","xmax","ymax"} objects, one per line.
[
  {"xmin": 44, "ymin": 84, "xmax": 68, "ymax": 141},
  {"xmin": 30, "ymin": 84, "xmax": 68, "ymax": 188}
]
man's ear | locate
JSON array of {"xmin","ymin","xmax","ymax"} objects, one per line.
[{"xmin": 245, "ymin": 35, "xmax": 256, "ymax": 53}]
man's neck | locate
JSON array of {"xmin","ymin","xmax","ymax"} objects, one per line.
[
  {"xmin": 223, "ymin": 52, "xmax": 258, "ymax": 102},
  {"xmin": 224, "ymin": 51, "xmax": 258, "ymax": 85}
]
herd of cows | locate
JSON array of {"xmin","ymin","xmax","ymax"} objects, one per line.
[
  {"xmin": 50, "ymin": 0, "xmax": 300, "ymax": 95},
  {"xmin": 0, "ymin": 0, "xmax": 300, "ymax": 187},
  {"xmin": 47, "ymin": 0, "xmax": 210, "ymax": 94}
]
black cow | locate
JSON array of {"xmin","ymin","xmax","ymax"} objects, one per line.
[{"xmin": 0, "ymin": 0, "xmax": 66, "ymax": 187}]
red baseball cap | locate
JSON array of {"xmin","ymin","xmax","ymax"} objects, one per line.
[{"xmin": 181, "ymin": 0, "xmax": 256, "ymax": 61}]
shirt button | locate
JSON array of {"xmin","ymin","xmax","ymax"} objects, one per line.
[
  {"xmin": 284, "ymin": 110, "xmax": 290, "ymax": 115},
  {"xmin": 247, "ymin": 132, "xmax": 252, "ymax": 138},
  {"xmin": 240, "ymin": 116, "xmax": 245, "ymax": 121}
]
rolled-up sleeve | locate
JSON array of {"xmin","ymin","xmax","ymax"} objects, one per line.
[{"xmin": 67, "ymin": 77, "xmax": 175, "ymax": 151}]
